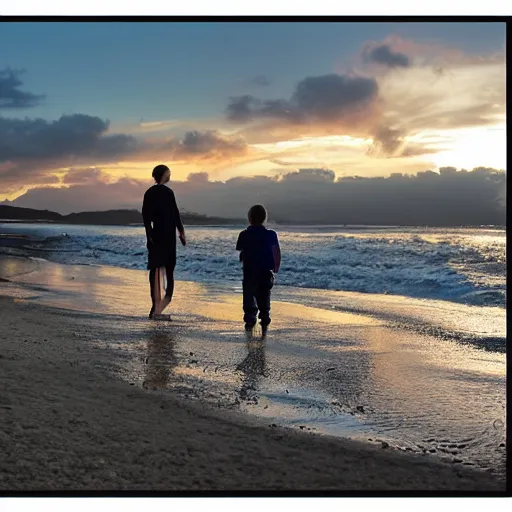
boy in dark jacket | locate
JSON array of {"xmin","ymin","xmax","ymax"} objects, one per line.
[{"xmin": 236, "ymin": 205, "xmax": 281, "ymax": 333}]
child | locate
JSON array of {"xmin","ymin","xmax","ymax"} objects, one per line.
[{"xmin": 236, "ymin": 205, "xmax": 281, "ymax": 333}]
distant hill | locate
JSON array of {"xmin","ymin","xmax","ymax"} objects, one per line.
[
  {"xmin": 0, "ymin": 205, "xmax": 243, "ymax": 226},
  {"xmin": 0, "ymin": 205, "xmax": 62, "ymax": 222}
]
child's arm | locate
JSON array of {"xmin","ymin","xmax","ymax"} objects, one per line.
[
  {"xmin": 272, "ymin": 245, "xmax": 281, "ymax": 273},
  {"xmin": 236, "ymin": 231, "xmax": 245, "ymax": 264},
  {"xmin": 272, "ymin": 231, "xmax": 281, "ymax": 273}
]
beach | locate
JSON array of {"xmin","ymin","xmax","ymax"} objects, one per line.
[
  {"xmin": 1, "ymin": 17, "xmax": 506, "ymax": 495},
  {"xmin": 0, "ymin": 252, "xmax": 506, "ymax": 492}
]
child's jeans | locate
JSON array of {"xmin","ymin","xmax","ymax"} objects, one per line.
[{"xmin": 242, "ymin": 270, "xmax": 275, "ymax": 326}]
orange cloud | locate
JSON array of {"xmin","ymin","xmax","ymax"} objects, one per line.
[{"xmin": 225, "ymin": 38, "xmax": 504, "ymax": 163}]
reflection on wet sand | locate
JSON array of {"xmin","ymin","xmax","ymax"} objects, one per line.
[
  {"xmin": 236, "ymin": 335, "xmax": 268, "ymax": 401},
  {"xmin": 142, "ymin": 328, "xmax": 178, "ymax": 390},
  {"xmin": 0, "ymin": 255, "xmax": 506, "ymax": 475}
]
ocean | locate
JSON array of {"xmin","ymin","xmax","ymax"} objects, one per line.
[{"xmin": 0, "ymin": 222, "xmax": 505, "ymax": 308}]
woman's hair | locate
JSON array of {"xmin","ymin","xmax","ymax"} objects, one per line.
[
  {"xmin": 152, "ymin": 164, "xmax": 170, "ymax": 183},
  {"xmin": 248, "ymin": 204, "xmax": 267, "ymax": 225}
]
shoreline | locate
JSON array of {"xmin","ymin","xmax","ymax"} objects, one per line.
[
  {"xmin": 0, "ymin": 295, "xmax": 505, "ymax": 492},
  {"xmin": 0, "ymin": 251, "xmax": 506, "ymax": 348},
  {"xmin": 0, "ymin": 253, "xmax": 507, "ymax": 491}
]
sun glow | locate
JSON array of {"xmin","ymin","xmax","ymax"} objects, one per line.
[{"xmin": 425, "ymin": 123, "xmax": 506, "ymax": 170}]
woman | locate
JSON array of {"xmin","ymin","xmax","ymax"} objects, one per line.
[{"xmin": 142, "ymin": 164, "xmax": 186, "ymax": 320}]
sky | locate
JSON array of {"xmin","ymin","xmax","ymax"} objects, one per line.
[{"xmin": 0, "ymin": 21, "xmax": 506, "ymax": 216}]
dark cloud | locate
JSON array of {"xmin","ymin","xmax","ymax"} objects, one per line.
[
  {"xmin": 0, "ymin": 114, "xmax": 138, "ymax": 163},
  {"xmin": 0, "ymin": 113, "xmax": 248, "ymax": 178},
  {"xmin": 0, "ymin": 162, "xmax": 60, "ymax": 195},
  {"xmin": 226, "ymin": 95, "xmax": 298, "ymax": 123},
  {"xmin": 0, "ymin": 119, "xmax": 251, "ymax": 195},
  {"xmin": 362, "ymin": 126, "xmax": 440, "ymax": 160},
  {"xmin": 227, "ymin": 74, "xmax": 379, "ymax": 125},
  {"xmin": 12, "ymin": 167, "xmax": 506, "ymax": 227},
  {"xmin": 292, "ymin": 74, "xmax": 378, "ymax": 120},
  {"xmin": 0, "ymin": 113, "xmax": 140, "ymax": 196},
  {"xmin": 366, "ymin": 126, "xmax": 406, "ymax": 157},
  {"xmin": 186, "ymin": 172, "xmax": 210, "ymax": 184},
  {"xmin": 280, "ymin": 168, "xmax": 336, "ymax": 183},
  {"xmin": 62, "ymin": 167, "xmax": 108, "ymax": 185},
  {"xmin": 363, "ymin": 44, "xmax": 411, "ymax": 69},
  {"xmin": 12, "ymin": 176, "xmax": 146, "ymax": 214},
  {"xmin": 0, "ymin": 68, "xmax": 45, "ymax": 109},
  {"xmin": 397, "ymin": 145, "xmax": 441, "ymax": 158},
  {"xmin": 226, "ymin": 95, "xmax": 255, "ymax": 122},
  {"xmin": 171, "ymin": 130, "xmax": 248, "ymax": 160}
]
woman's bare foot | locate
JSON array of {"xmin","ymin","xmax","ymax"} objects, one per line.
[{"xmin": 152, "ymin": 313, "xmax": 172, "ymax": 321}]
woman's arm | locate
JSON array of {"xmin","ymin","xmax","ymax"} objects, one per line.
[
  {"xmin": 141, "ymin": 192, "xmax": 154, "ymax": 243},
  {"xmin": 171, "ymin": 190, "xmax": 186, "ymax": 245}
]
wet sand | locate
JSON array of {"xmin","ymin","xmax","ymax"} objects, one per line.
[{"xmin": 0, "ymin": 255, "xmax": 506, "ymax": 492}]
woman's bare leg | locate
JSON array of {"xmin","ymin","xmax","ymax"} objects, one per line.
[
  {"xmin": 153, "ymin": 268, "xmax": 167, "ymax": 316},
  {"xmin": 155, "ymin": 296, "xmax": 172, "ymax": 315},
  {"xmin": 154, "ymin": 265, "xmax": 174, "ymax": 315}
]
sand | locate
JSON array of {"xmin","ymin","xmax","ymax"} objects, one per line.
[{"xmin": 0, "ymin": 294, "xmax": 504, "ymax": 493}]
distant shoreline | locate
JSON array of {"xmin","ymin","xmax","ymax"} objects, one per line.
[
  {"xmin": 0, "ymin": 219, "xmax": 505, "ymax": 229},
  {"xmin": 0, "ymin": 204, "xmax": 505, "ymax": 229},
  {"xmin": 0, "ymin": 205, "xmax": 244, "ymax": 227},
  {"xmin": 0, "ymin": 219, "xmax": 245, "ymax": 228}
]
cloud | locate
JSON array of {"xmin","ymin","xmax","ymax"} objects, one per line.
[
  {"xmin": 280, "ymin": 168, "xmax": 336, "ymax": 183},
  {"xmin": 1, "ymin": 39, "xmax": 505, "ymax": 199},
  {"xmin": 0, "ymin": 114, "xmax": 138, "ymax": 163},
  {"xmin": 0, "ymin": 64, "xmax": 254, "ymax": 196},
  {"xmin": 367, "ymin": 35, "xmax": 505, "ymax": 70},
  {"xmin": 62, "ymin": 167, "xmax": 110, "ymax": 185},
  {"xmin": 0, "ymin": 113, "xmax": 141, "ymax": 196},
  {"xmin": 186, "ymin": 171, "xmax": 210, "ymax": 184},
  {"xmin": 268, "ymin": 158, "xmax": 321, "ymax": 167},
  {"xmin": 0, "ymin": 113, "xmax": 248, "ymax": 170},
  {"xmin": 170, "ymin": 130, "xmax": 248, "ymax": 161},
  {"xmin": 0, "ymin": 167, "xmax": 60, "ymax": 199},
  {"xmin": 0, "ymin": 116, "xmax": 253, "ymax": 196},
  {"xmin": 226, "ymin": 73, "xmax": 406, "ymax": 157},
  {"xmin": 374, "ymin": 61, "xmax": 505, "ymax": 149},
  {"xmin": 227, "ymin": 74, "xmax": 379, "ymax": 125},
  {"xmin": 293, "ymin": 74, "xmax": 379, "ymax": 120},
  {"xmin": 226, "ymin": 39, "xmax": 504, "ymax": 162},
  {"xmin": 362, "ymin": 43, "xmax": 411, "ymax": 68},
  {"xmin": 12, "ymin": 176, "xmax": 147, "ymax": 214},
  {"xmin": 11, "ymin": 167, "xmax": 505, "ymax": 227},
  {"xmin": 0, "ymin": 68, "xmax": 45, "ymax": 109}
]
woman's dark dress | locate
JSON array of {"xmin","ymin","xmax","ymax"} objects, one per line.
[
  {"xmin": 142, "ymin": 184, "xmax": 184, "ymax": 311},
  {"xmin": 142, "ymin": 184, "xmax": 184, "ymax": 271}
]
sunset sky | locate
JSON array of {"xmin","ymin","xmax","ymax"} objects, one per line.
[{"xmin": 0, "ymin": 21, "xmax": 506, "ymax": 214}]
